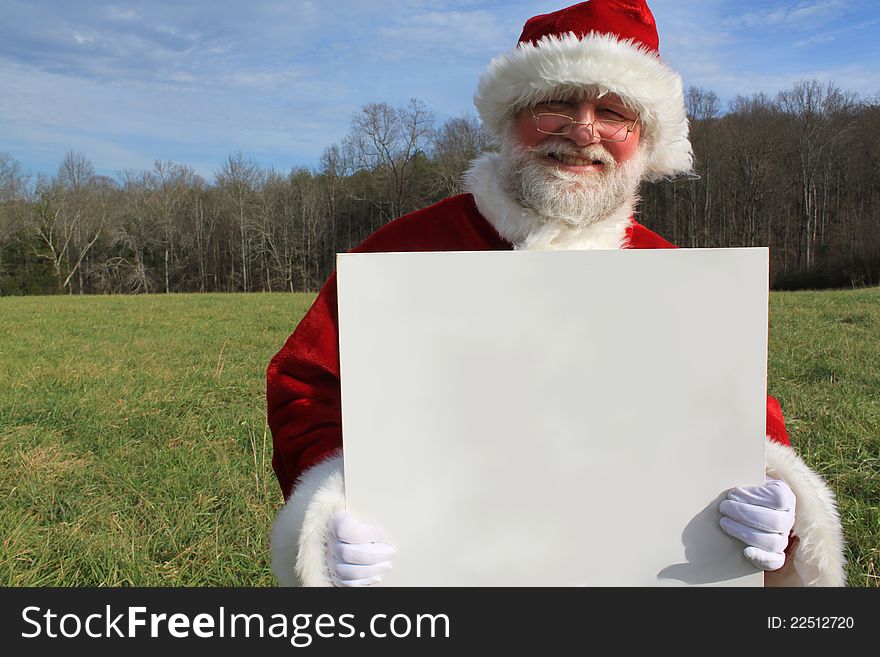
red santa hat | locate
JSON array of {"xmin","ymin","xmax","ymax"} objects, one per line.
[{"xmin": 474, "ymin": 0, "xmax": 693, "ymax": 181}]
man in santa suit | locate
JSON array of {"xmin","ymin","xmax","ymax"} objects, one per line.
[{"xmin": 267, "ymin": 0, "xmax": 846, "ymax": 587}]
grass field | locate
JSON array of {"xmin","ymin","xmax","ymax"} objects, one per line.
[{"xmin": 1, "ymin": 289, "xmax": 877, "ymax": 586}]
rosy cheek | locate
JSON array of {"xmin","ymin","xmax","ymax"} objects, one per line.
[
  {"xmin": 512, "ymin": 112, "xmax": 542, "ymax": 149},
  {"xmin": 607, "ymin": 133, "xmax": 641, "ymax": 164}
]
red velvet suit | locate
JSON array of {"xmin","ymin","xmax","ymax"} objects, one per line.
[{"xmin": 267, "ymin": 193, "xmax": 790, "ymax": 501}]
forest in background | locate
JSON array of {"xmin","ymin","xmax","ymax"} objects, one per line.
[{"xmin": 1, "ymin": 79, "xmax": 878, "ymax": 296}]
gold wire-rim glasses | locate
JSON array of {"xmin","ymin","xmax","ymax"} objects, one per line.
[{"xmin": 529, "ymin": 106, "xmax": 640, "ymax": 142}]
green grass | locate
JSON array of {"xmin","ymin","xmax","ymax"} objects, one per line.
[
  {"xmin": 0, "ymin": 289, "xmax": 877, "ymax": 586},
  {"xmin": 0, "ymin": 292, "xmax": 315, "ymax": 586},
  {"xmin": 767, "ymin": 288, "xmax": 880, "ymax": 587}
]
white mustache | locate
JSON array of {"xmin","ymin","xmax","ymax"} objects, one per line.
[{"xmin": 527, "ymin": 141, "xmax": 615, "ymax": 167}]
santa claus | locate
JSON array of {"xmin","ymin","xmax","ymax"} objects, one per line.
[{"xmin": 267, "ymin": 0, "xmax": 846, "ymax": 587}]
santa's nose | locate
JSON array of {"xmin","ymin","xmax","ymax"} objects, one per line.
[
  {"xmin": 567, "ymin": 121, "xmax": 602, "ymax": 146},
  {"xmin": 566, "ymin": 102, "xmax": 603, "ymax": 145}
]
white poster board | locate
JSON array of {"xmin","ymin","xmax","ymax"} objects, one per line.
[{"xmin": 337, "ymin": 248, "xmax": 769, "ymax": 586}]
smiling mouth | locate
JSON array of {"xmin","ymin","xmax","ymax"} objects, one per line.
[{"xmin": 548, "ymin": 152, "xmax": 606, "ymax": 167}]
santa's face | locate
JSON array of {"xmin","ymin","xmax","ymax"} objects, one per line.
[
  {"xmin": 501, "ymin": 94, "xmax": 647, "ymax": 228},
  {"xmin": 511, "ymin": 94, "xmax": 643, "ymax": 172}
]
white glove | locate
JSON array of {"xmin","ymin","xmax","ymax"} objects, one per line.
[
  {"xmin": 327, "ymin": 511, "xmax": 396, "ymax": 587},
  {"xmin": 719, "ymin": 479, "xmax": 796, "ymax": 571}
]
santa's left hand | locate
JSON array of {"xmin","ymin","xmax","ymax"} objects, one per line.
[{"xmin": 719, "ymin": 479, "xmax": 796, "ymax": 571}]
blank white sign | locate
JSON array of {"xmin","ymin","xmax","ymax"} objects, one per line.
[{"xmin": 337, "ymin": 248, "xmax": 768, "ymax": 586}]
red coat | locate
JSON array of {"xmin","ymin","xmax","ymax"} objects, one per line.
[{"xmin": 267, "ymin": 193, "xmax": 790, "ymax": 500}]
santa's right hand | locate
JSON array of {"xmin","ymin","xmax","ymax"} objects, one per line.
[{"xmin": 327, "ymin": 510, "xmax": 396, "ymax": 587}]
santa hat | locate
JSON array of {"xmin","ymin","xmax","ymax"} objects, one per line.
[{"xmin": 474, "ymin": 0, "xmax": 693, "ymax": 181}]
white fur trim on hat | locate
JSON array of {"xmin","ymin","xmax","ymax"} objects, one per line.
[
  {"xmin": 765, "ymin": 438, "xmax": 847, "ymax": 586},
  {"xmin": 270, "ymin": 452, "xmax": 344, "ymax": 587},
  {"xmin": 474, "ymin": 32, "xmax": 693, "ymax": 181}
]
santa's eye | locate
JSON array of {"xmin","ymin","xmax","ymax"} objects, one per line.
[{"xmin": 599, "ymin": 110, "xmax": 626, "ymax": 120}]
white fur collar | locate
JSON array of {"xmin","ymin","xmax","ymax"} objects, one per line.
[{"xmin": 462, "ymin": 152, "xmax": 633, "ymax": 251}]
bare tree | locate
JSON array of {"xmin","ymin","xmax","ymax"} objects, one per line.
[
  {"xmin": 342, "ymin": 99, "xmax": 435, "ymax": 221},
  {"xmin": 145, "ymin": 160, "xmax": 198, "ymax": 293},
  {"xmin": 685, "ymin": 87, "xmax": 720, "ymax": 247},
  {"xmin": 215, "ymin": 152, "xmax": 263, "ymax": 291},
  {"xmin": 0, "ymin": 153, "xmax": 31, "ymax": 294},
  {"xmin": 432, "ymin": 114, "xmax": 493, "ymax": 197},
  {"xmin": 110, "ymin": 170, "xmax": 156, "ymax": 293},
  {"xmin": 57, "ymin": 150, "xmax": 96, "ymax": 195},
  {"xmin": 0, "ymin": 152, "xmax": 28, "ymax": 203},
  {"xmin": 29, "ymin": 153, "xmax": 104, "ymax": 293},
  {"xmin": 291, "ymin": 169, "xmax": 331, "ymax": 292},
  {"xmin": 3, "ymin": 89, "xmax": 878, "ymax": 294},
  {"xmin": 723, "ymin": 94, "xmax": 784, "ymax": 247},
  {"xmin": 777, "ymin": 80, "xmax": 858, "ymax": 268},
  {"xmin": 321, "ymin": 144, "xmax": 358, "ymax": 249}
]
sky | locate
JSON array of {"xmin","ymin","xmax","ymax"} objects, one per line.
[{"xmin": 2, "ymin": 0, "xmax": 879, "ymax": 183}]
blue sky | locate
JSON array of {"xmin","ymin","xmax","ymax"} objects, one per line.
[{"xmin": 2, "ymin": 0, "xmax": 878, "ymax": 182}]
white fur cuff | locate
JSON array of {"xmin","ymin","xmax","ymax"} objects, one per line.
[
  {"xmin": 270, "ymin": 453, "xmax": 345, "ymax": 587},
  {"xmin": 766, "ymin": 439, "xmax": 847, "ymax": 586}
]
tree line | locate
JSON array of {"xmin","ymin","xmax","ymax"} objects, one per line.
[{"xmin": 1, "ymin": 81, "xmax": 878, "ymax": 296}]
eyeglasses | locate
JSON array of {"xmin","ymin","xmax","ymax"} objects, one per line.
[{"xmin": 529, "ymin": 106, "xmax": 640, "ymax": 142}]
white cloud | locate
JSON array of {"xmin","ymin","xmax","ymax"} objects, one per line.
[
  {"xmin": 795, "ymin": 33, "xmax": 837, "ymax": 46},
  {"xmin": 107, "ymin": 7, "xmax": 139, "ymax": 22},
  {"xmin": 729, "ymin": 0, "xmax": 849, "ymax": 29},
  {"xmin": 377, "ymin": 9, "xmax": 510, "ymax": 59},
  {"xmin": 794, "ymin": 17, "xmax": 880, "ymax": 46},
  {"xmin": 3, "ymin": 0, "xmax": 878, "ymax": 179}
]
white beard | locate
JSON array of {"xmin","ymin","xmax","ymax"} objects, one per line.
[{"xmin": 498, "ymin": 134, "xmax": 647, "ymax": 229}]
